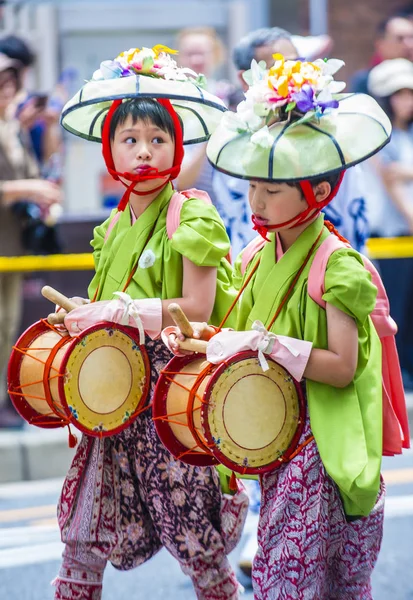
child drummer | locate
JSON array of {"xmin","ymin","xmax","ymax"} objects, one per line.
[
  {"xmin": 50, "ymin": 46, "xmax": 248, "ymax": 600},
  {"xmin": 167, "ymin": 55, "xmax": 410, "ymax": 598}
]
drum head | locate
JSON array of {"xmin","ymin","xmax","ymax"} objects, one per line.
[
  {"xmin": 8, "ymin": 320, "xmax": 69, "ymax": 428},
  {"xmin": 202, "ymin": 351, "xmax": 305, "ymax": 475},
  {"xmin": 59, "ymin": 323, "xmax": 150, "ymax": 437},
  {"xmin": 153, "ymin": 355, "xmax": 219, "ymax": 467}
]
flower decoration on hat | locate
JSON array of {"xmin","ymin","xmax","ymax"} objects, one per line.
[
  {"xmin": 92, "ymin": 44, "xmax": 207, "ymax": 88},
  {"xmin": 225, "ymin": 54, "xmax": 346, "ymax": 147}
]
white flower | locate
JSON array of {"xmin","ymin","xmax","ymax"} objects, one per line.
[
  {"xmin": 327, "ymin": 80, "xmax": 346, "ymax": 94},
  {"xmin": 320, "ymin": 58, "xmax": 345, "ymax": 77},
  {"xmin": 237, "ymin": 99, "xmax": 264, "ymax": 131},
  {"xmin": 138, "ymin": 249, "xmax": 156, "ymax": 269},
  {"xmin": 92, "ymin": 69, "xmax": 104, "ymax": 81},
  {"xmin": 221, "ymin": 110, "xmax": 248, "ymax": 133},
  {"xmin": 250, "ymin": 126, "xmax": 274, "ymax": 149}
]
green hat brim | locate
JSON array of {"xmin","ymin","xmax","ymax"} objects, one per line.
[
  {"xmin": 61, "ymin": 74, "xmax": 227, "ymax": 144},
  {"xmin": 207, "ymin": 93, "xmax": 391, "ymax": 181}
]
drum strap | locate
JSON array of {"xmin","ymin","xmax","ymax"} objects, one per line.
[
  {"xmin": 218, "ymin": 228, "xmax": 324, "ymax": 332},
  {"xmin": 91, "ymin": 221, "xmax": 157, "ymax": 302}
]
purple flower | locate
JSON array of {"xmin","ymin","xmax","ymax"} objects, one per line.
[
  {"xmin": 317, "ymin": 97, "xmax": 339, "ymax": 112},
  {"xmin": 292, "ymin": 84, "xmax": 339, "ymax": 116},
  {"xmin": 292, "ymin": 84, "xmax": 315, "ymax": 113}
]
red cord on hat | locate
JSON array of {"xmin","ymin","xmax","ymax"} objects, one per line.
[
  {"xmin": 101, "ymin": 98, "xmax": 184, "ymax": 211},
  {"xmin": 252, "ymin": 171, "xmax": 345, "ymax": 240}
]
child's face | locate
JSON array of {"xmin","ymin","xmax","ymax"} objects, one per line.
[
  {"xmin": 249, "ymin": 181, "xmax": 307, "ymax": 230},
  {"xmin": 111, "ymin": 115, "xmax": 175, "ymax": 193}
]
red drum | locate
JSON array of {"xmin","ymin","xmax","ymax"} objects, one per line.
[
  {"xmin": 8, "ymin": 320, "xmax": 150, "ymax": 437},
  {"xmin": 153, "ymin": 351, "xmax": 305, "ymax": 475}
]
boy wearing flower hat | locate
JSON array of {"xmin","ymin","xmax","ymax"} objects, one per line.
[
  {"xmin": 168, "ymin": 54, "xmax": 410, "ymax": 598},
  {"xmin": 50, "ymin": 46, "xmax": 248, "ymax": 600}
]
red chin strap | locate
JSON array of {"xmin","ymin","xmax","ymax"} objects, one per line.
[
  {"xmin": 101, "ymin": 98, "xmax": 184, "ymax": 211},
  {"xmin": 252, "ymin": 171, "xmax": 345, "ymax": 241}
]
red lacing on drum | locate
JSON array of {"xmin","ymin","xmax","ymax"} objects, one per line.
[
  {"xmin": 153, "ymin": 363, "xmax": 217, "ymax": 461},
  {"xmin": 208, "ymin": 228, "xmax": 323, "ymax": 478},
  {"xmin": 9, "ymin": 319, "xmax": 78, "ymax": 447}
]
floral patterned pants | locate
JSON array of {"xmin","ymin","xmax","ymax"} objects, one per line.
[
  {"xmin": 253, "ymin": 418, "xmax": 385, "ymax": 600},
  {"xmin": 53, "ymin": 338, "xmax": 248, "ymax": 600}
]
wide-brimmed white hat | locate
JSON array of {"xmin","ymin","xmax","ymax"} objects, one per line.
[
  {"xmin": 61, "ymin": 45, "xmax": 227, "ymax": 144},
  {"xmin": 368, "ymin": 58, "xmax": 413, "ymax": 98},
  {"xmin": 207, "ymin": 55, "xmax": 391, "ymax": 181}
]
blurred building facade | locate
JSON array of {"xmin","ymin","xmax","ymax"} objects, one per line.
[
  {"xmin": 0, "ymin": 0, "xmax": 409, "ymax": 213},
  {"xmin": 0, "ymin": 0, "xmax": 270, "ymax": 214}
]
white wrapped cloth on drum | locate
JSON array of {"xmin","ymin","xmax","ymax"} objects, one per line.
[
  {"xmin": 64, "ymin": 292, "xmax": 162, "ymax": 342},
  {"xmin": 206, "ymin": 321, "xmax": 313, "ymax": 382}
]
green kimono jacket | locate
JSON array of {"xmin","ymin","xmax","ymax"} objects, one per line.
[
  {"xmin": 88, "ymin": 183, "xmax": 236, "ymax": 327},
  {"xmin": 234, "ymin": 215, "xmax": 382, "ymax": 517}
]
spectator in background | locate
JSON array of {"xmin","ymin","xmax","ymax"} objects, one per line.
[
  {"xmin": 368, "ymin": 58, "xmax": 413, "ymax": 390},
  {"xmin": 0, "ymin": 34, "xmax": 63, "ymax": 170},
  {"xmin": 0, "ymin": 53, "xmax": 61, "ymax": 428},
  {"xmin": 176, "ymin": 27, "xmax": 249, "ymax": 251},
  {"xmin": 351, "ymin": 15, "xmax": 413, "ymax": 94}
]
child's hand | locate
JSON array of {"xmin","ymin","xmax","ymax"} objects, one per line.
[
  {"xmin": 161, "ymin": 322, "xmax": 215, "ymax": 356},
  {"xmin": 186, "ymin": 322, "xmax": 216, "ymax": 341}
]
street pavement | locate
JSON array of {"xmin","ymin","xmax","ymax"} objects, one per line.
[{"xmin": 0, "ymin": 446, "xmax": 412, "ymax": 600}]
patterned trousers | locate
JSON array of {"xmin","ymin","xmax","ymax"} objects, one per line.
[
  {"xmin": 53, "ymin": 338, "xmax": 248, "ymax": 600},
  {"xmin": 253, "ymin": 418, "xmax": 384, "ymax": 600}
]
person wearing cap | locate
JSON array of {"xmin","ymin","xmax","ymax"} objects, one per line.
[
  {"xmin": 368, "ymin": 57, "xmax": 413, "ymax": 391},
  {"xmin": 47, "ymin": 46, "xmax": 247, "ymax": 600},
  {"xmin": 0, "ymin": 52, "xmax": 61, "ymax": 429},
  {"xmin": 351, "ymin": 15, "xmax": 413, "ymax": 95},
  {"xmin": 167, "ymin": 54, "xmax": 410, "ymax": 597}
]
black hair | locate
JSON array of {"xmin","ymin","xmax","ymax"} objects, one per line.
[
  {"xmin": 108, "ymin": 97, "xmax": 177, "ymax": 142},
  {"xmin": 233, "ymin": 27, "xmax": 294, "ymax": 71},
  {"xmin": 393, "ymin": 3, "xmax": 413, "ymax": 19},
  {"xmin": 376, "ymin": 14, "xmax": 412, "ymax": 37},
  {"xmin": 286, "ymin": 172, "xmax": 343, "ymax": 196},
  {"xmin": 0, "ymin": 35, "xmax": 35, "ymax": 67}
]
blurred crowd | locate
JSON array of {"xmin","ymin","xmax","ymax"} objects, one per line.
[{"xmin": 2, "ymin": 4, "xmax": 413, "ymax": 426}]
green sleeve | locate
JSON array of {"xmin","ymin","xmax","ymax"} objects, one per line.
[
  {"xmin": 170, "ymin": 197, "xmax": 230, "ymax": 267},
  {"xmin": 90, "ymin": 210, "xmax": 116, "ymax": 270},
  {"xmin": 323, "ymin": 249, "xmax": 377, "ymax": 323},
  {"xmin": 232, "ymin": 251, "xmax": 244, "ymax": 291}
]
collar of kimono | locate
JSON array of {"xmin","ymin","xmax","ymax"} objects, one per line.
[
  {"xmin": 101, "ymin": 98, "xmax": 184, "ymax": 211},
  {"xmin": 252, "ymin": 172, "xmax": 345, "ymax": 241}
]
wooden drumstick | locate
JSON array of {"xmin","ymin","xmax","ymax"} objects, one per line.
[
  {"xmin": 46, "ymin": 312, "xmax": 67, "ymax": 326},
  {"xmin": 177, "ymin": 338, "xmax": 207, "ymax": 354},
  {"xmin": 168, "ymin": 303, "xmax": 195, "ymax": 338},
  {"xmin": 168, "ymin": 303, "xmax": 207, "ymax": 354},
  {"xmin": 41, "ymin": 286, "xmax": 78, "ymax": 313}
]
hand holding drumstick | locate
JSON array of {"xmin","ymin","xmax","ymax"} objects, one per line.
[
  {"xmin": 167, "ymin": 303, "xmax": 215, "ymax": 354},
  {"xmin": 41, "ymin": 286, "xmax": 88, "ymax": 325}
]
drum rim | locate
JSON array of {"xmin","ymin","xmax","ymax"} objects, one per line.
[
  {"xmin": 201, "ymin": 350, "xmax": 307, "ymax": 475},
  {"xmin": 153, "ymin": 353, "xmax": 219, "ymax": 467},
  {"xmin": 8, "ymin": 320, "xmax": 70, "ymax": 429},
  {"xmin": 58, "ymin": 322, "xmax": 151, "ymax": 438}
]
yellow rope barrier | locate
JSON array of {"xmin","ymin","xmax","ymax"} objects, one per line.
[
  {"xmin": 0, "ymin": 253, "xmax": 94, "ymax": 273},
  {"xmin": 366, "ymin": 237, "xmax": 413, "ymax": 259},
  {"xmin": 0, "ymin": 236, "xmax": 412, "ymax": 272}
]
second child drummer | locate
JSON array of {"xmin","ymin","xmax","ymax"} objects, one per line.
[{"xmin": 166, "ymin": 54, "xmax": 410, "ymax": 598}]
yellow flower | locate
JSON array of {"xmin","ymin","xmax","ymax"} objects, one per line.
[
  {"xmin": 277, "ymin": 75, "xmax": 289, "ymax": 98},
  {"xmin": 152, "ymin": 44, "xmax": 178, "ymax": 57},
  {"xmin": 269, "ymin": 53, "xmax": 285, "ymax": 77},
  {"xmin": 292, "ymin": 72, "xmax": 304, "ymax": 86},
  {"xmin": 119, "ymin": 48, "xmax": 140, "ymax": 62}
]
